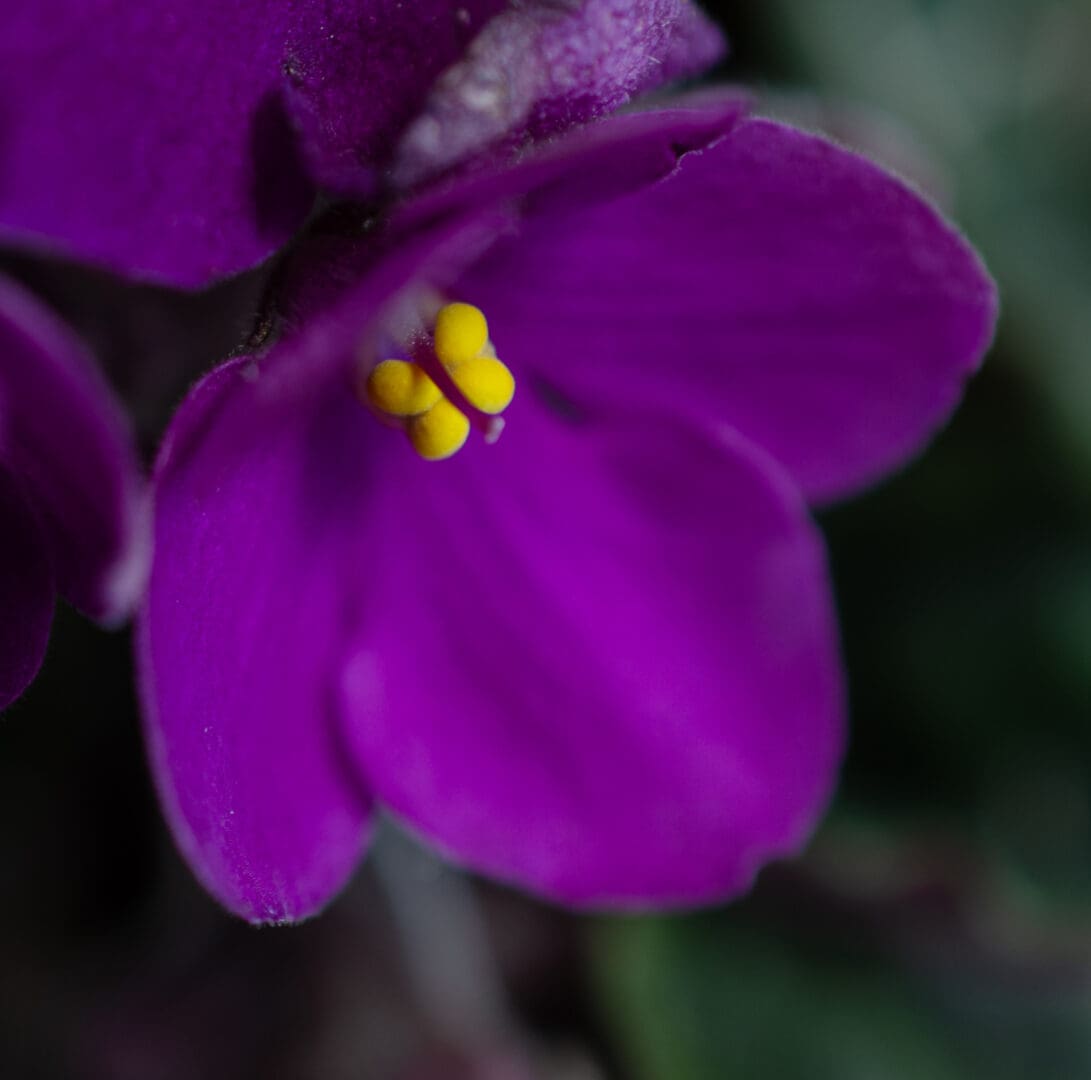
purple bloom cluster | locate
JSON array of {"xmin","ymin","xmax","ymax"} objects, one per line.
[{"xmin": 1, "ymin": 2, "xmax": 996, "ymax": 924}]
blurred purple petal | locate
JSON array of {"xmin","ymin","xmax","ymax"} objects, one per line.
[
  {"xmin": 338, "ymin": 400, "xmax": 843, "ymax": 906},
  {"xmin": 0, "ymin": 467, "xmax": 53, "ymax": 711},
  {"xmin": 457, "ymin": 118, "xmax": 998, "ymax": 502},
  {"xmin": 659, "ymin": 1, "xmax": 728, "ymax": 82},
  {"xmin": 0, "ymin": 0, "xmax": 315, "ymax": 286},
  {"xmin": 0, "ymin": 275, "xmax": 145, "ymax": 623},
  {"xmin": 391, "ymin": 0, "xmax": 726, "ymax": 187}
]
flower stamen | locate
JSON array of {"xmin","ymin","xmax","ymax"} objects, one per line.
[{"xmin": 362, "ymin": 302, "xmax": 515, "ymax": 461}]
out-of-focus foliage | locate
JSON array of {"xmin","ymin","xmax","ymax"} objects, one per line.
[
  {"xmin": 766, "ymin": 0, "xmax": 1091, "ymax": 475},
  {"xmin": 595, "ymin": 825, "xmax": 1091, "ymax": 1080},
  {"xmin": 593, "ymin": 1, "xmax": 1091, "ymax": 1076},
  {"xmin": 595, "ymin": 911, "xmax": 965, "ymax": 1080}
]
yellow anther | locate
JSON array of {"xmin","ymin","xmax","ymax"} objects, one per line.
[
  {"xmin": 408, "ymin": 398, "xmax": 470, "ymax": 461},
  {"xmin": 365, "ymin": 359, "xmax": 441, "ymax": 417},
  {"xmin": 434, "ymin": 302, "xmax": 489, "ymax": 368},
  {"xmin": 360, "ymin": 301, "xmax": 512, "ymax": 461},
  {"xmin": 451, "ymin": 356, "xmax": 516, "ymax": 415}
]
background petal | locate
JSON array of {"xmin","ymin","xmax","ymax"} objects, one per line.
[
  {"xmin": 0, "ymin": 467, "xmax": 53, "ymax": 711},
  {"xmin": 390, "ymin": 0, "xmax": 727, "ymax": 188},
  {"xmin": 659, "ymin": 1, "xmax": 728, "ymax": 82},
  {"xmin": 339, "ymin": 398, "xmax": 844, "ymax": 906},
  {"xmin": 456, "ymin": 117, "xmax": 998, "ymax": 503},
  {"xmin": 0, "ymin": 0, "xmax": 315, "ymax": 286},
  {"xmin": 283, "ymin": 1, "xmax": 507, "ymax": 197},
  {"xmin": 284, "ymin": 1, "xmax": 725, "ymax": 198},
  {"xmin": 138, "ymin": 360, "xmax": 376, "ymax": 924},
  {"xmin": 0, "ymin": 275, "xmax": 145, "ymax": 623}
]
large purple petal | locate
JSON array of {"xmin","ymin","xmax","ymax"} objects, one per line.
[
  {"xmin": 0, "ymin": 467, "xmax": 53, "ymax": 711},
  {"xmin": 456, "ymin": 117, "xmax": 998, "ymax": 502},
  {"xmin": 391, "ymin": 0, "xmax": 726, "ymax": 188},
  {"xmin": 138, "ymin": 360, "xmax": 376, "ymax": 924},
  {"xmin": 339, "ymin": 398, "xmax": 844, "ymax": 906},
  {"xmin": 0, "ymin": 275, "xmax": 145, "ymax": 623},
  {"xmin": 0, "ymin": 1, "xmax": 315, "ymax": 286}
]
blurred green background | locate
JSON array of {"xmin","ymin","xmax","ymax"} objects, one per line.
[{"xmin": 1, "ymin": 1, "xmax": 1089, "ymax": 1077}]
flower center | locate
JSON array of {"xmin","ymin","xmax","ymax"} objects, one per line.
[{"xmin": 359, "ymin": 302, "xmax": 515, "ymax": 461}]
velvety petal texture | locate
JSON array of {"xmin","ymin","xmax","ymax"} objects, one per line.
[
  {"xmin": 283, "ymin": 0, "xmax": 508, "ymax": 197},
  {"xmin": 0, "ymin": 275, "xmax": 145, "ymax": 624},
  {"xmin": 456, "ymin": 117, "xmax": 998, "ymax": 503},
  {"xmin": 0, "ymin": 0, "xmax": 318, "ymax": 285},
  {"xmin": 341, "ymin": 398, "xmax": 843, "ymax": 906},
  {"xmin": 659, "ymin": 2, "xmax": 729, "ymax": 82},
  {"xmin": 390, "ymin": 0, "xmax": 726, "ymax": 187},
  {"xmin": 284, "ymin": 0, "xmax": 724, "ymax": 197},
  {"xmin": 0, "ymin": 467, "xmax": 53, "ymax": 710}
]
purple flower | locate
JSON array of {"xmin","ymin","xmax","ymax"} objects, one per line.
[
  {"xmin": 0, "ymin": 275, "xmax": 146, "ymax": 709},
  {"xmin": 137, "ymin": 96, "xmax": 997, "ymax": 924}
]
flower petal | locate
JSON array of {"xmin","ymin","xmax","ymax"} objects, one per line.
[
  {"xmin": 0, "ymin": 0, "xmax": 315, "ymax": 286},
  {"xmin": 134, "ymin": 211, "xmax": 485, "ymax": 922},
  {"xmin": 0, "ymin": 467, "xmax": 53, "ymax": 711},
  {"xmin": 391, "ymin": 0, "xmax": 726, "ymax": 188},
  {"xmin": 339, "ymin": 399, "xmax": 844, "ymax": 906},
  {"xmin": 395, "ymin": 89, "xmax": 750, "ymax": 233},
  {"xmin": 456, "ymin": 117, "xmax": 998, "ymax": 502},
  {"xmin": 138, "ymin": 360, "xmax": 377, "ymax": 924},
  {"xmin": 0, "ymin": 275, "xmax": 146, "ymax": 623}
]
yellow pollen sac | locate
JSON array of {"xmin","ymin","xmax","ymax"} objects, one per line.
[
  {"xmin": 408, "ymin": 398, "xmax": 471, "ymax": 461},
  {"xmin": 433, "ymin": 302, "xmax": 489, "ymax": 368},
  {"xmin": 365, "ymin": 358, "xmax": 442, "ymax": 417},
  {"xmin": 451, "ymin": 355, "xmax": 516, "ymax": 415}
]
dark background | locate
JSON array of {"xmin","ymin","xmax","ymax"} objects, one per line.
[{"xmin": 2, "ymin": 1, "xmax": 1090, "ymax": 1076}]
